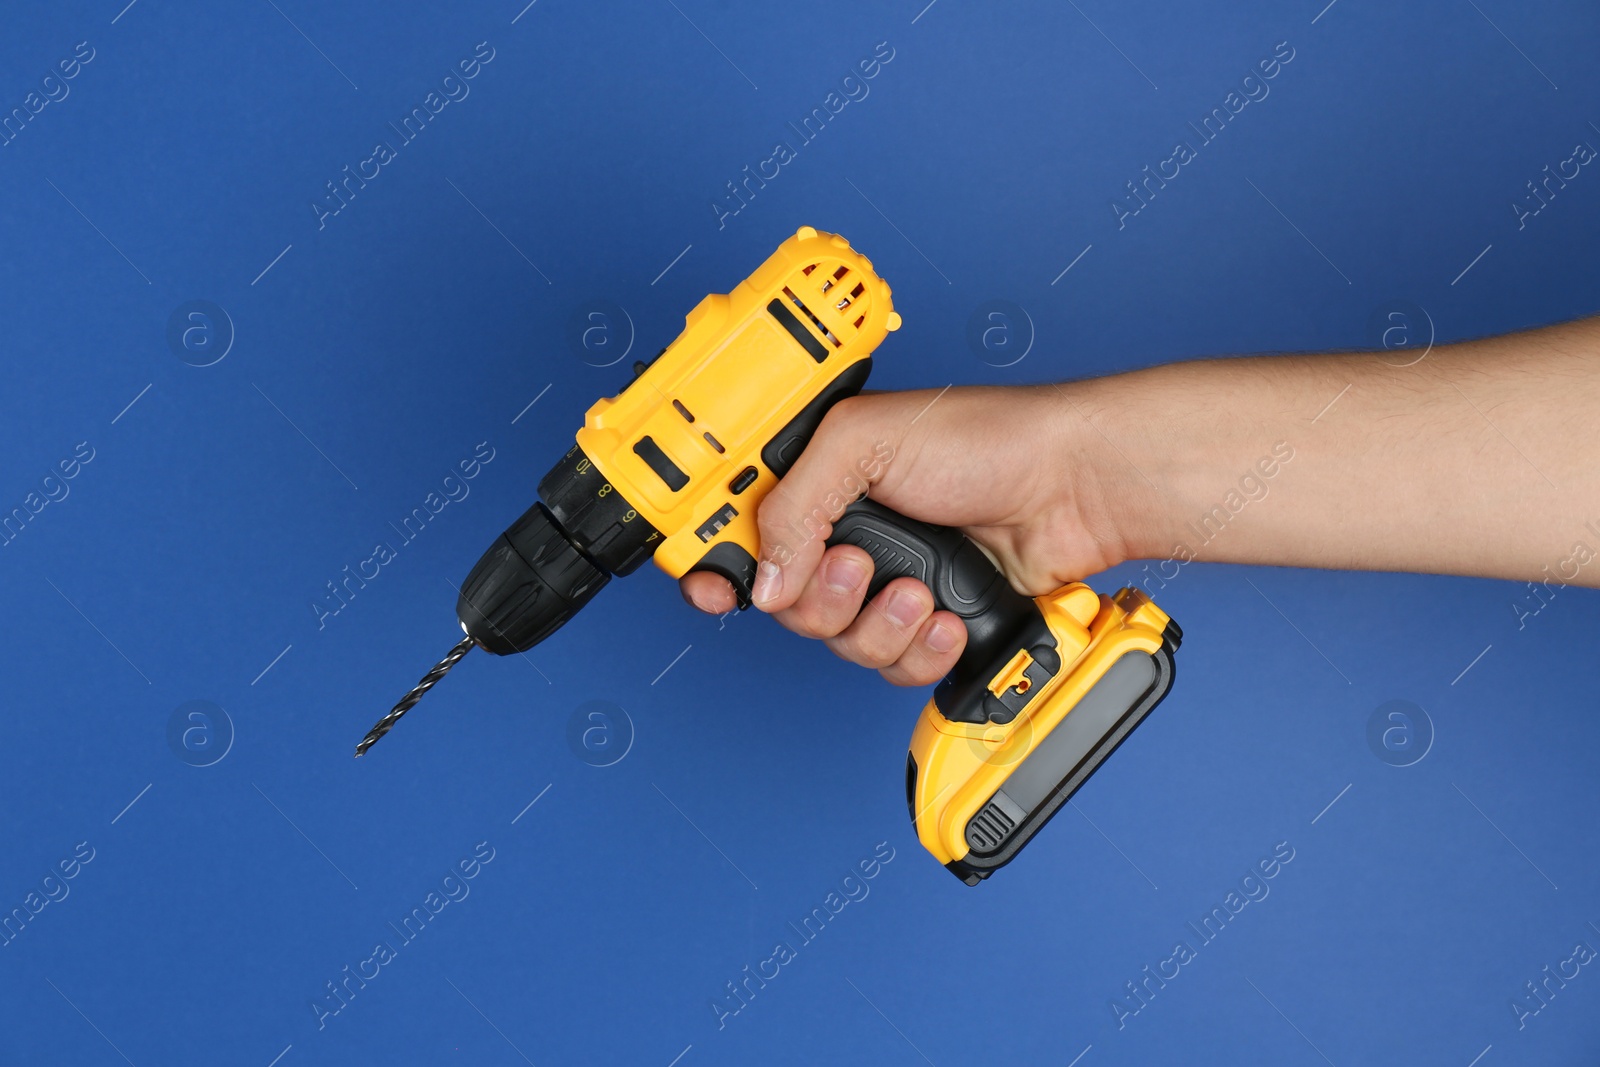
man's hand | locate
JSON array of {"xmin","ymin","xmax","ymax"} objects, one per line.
[{"xmin": 678, "ymin": 385, "xmax": 1139, "ymax": 686}]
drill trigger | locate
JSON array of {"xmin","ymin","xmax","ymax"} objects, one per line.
[{"xmin": 689, "ymin": 543, "xmax": 759, "ymax": 609}]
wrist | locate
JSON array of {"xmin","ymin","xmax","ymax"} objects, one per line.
[
  {"xmin": 1049, "ymin": 372, "xmax": 1181, "ymax": 569},
  {"xmin": 1043, "ymin": 377, "xmax": 1171, "ymax": 572}
]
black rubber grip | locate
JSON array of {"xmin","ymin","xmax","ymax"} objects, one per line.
[{"xmin": 827, "ymin": 500, "xmax": 1047, "ymax": 724}]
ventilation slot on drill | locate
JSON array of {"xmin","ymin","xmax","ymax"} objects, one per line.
[
  {"xmin": 834, "ymin": 281, "xmax": 864, "ymax": 314},
  {"xmin": 783, "ymin": 287, "xmax": 841, "ymax": 348},
  {"xmin": 965, "ymin": 802, "xmax": 1017, "ymax": 853},
  {"xmin": 767, "ymin": 295, "xmax": 831, "ymax": 363}
]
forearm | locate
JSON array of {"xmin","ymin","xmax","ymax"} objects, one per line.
[{"xmin": 1070, "ymin": 317, "xmax": 1600, "ymax": 586}]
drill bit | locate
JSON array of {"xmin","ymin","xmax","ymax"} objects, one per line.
[{"xmin": 356, "ymin": 635, "xmax": 475, "ymax": 757}]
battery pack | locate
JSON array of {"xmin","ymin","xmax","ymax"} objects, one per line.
[{"xmin": 946, "ymin": 641, "xmax": 1176, "ymax": 885}]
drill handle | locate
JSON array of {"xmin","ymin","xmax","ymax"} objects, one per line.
[{"xmin": 827, "ymin": 500, "xmax": 1046, "ymax": 722}]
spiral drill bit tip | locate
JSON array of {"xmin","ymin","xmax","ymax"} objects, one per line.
[{"xmin": 355, "ymin": 635, "xmax": 476, "ymax": 757}]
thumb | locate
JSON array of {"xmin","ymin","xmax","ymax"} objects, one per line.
[{"xmin": 751, "ymin": 395, "xmax": 897, "ymax": 611}]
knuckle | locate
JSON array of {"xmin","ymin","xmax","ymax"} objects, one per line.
[
  {"xmin": 880, "ymin": 661, "xmax": 931, "ymax": 688},
  {"xmin": 755, "ymin": 514, "xmax": 795, "ymax": 559},
  {"xmin": 816, "ymin": 394, "xmax": 864, "ymax": 437},
  {"xmin": 790, "ymin": 599, "xmax": 845, "ymax": 640},
  {"xmin": 756, "ymin": 503, "xmax": 816, "ymax": 564},
  {"xmin": 831, "ymin": 623, "xmax": 906, "ymax": 670},
  {"xmin": 899, "ymin": 641, "xmax": 947, "ymax": 682},
  {"xmin": 863, "ymin": 629, "xmax": 908, "ymax": 667},
  {"xmin": 778, "ymin": 609, "xmax": 825, "ymax": 640}
]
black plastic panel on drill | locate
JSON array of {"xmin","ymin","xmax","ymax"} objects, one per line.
[
  {"xmin": 943, "ymin": 630, "xmax": 1180, "ymax": 886},
  {"xmin": 827, "ymin": 500, "xmax": 1048, "ymax": 726},
  {"xmin": 766, "ymin": 297, "xmax": 831, "ymax": 363},
  {"xmin": 760, "ymin": 358, "xmax": 872, "ymax": 477},
  {"xmin": 457, "ymin": 502, "xmax": 609, "ymax": 655},
  {"xmin": 539, "ymin": 444, "xmax": 662, "ymax": 576}
]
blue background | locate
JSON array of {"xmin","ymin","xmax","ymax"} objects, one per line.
[{"xmin": 2, "ymin": 1, "xmax": 1598, "ymax": 1064}]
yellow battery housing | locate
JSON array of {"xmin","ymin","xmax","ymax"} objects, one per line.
[{"xmin": 908, "ymin": 586, "xmax": 1178, "ymax": 883}]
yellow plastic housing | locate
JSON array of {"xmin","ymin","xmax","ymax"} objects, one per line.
[
  {"xmin": 908, "ymin": 586, "xmax": 1173, "ymax": 866},
  {"xmin": 574, "ymin": 226, "xmax": 901, "ymax": 580}
]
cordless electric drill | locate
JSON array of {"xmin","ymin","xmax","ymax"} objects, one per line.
[{"xmin": 359, "ymin": 226, "xmax": 1181, "ymax": 885}]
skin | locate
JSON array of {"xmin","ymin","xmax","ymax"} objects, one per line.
[{"xmin": 680, "ymin": 316, "xmax": 1600, "ymax": 686}]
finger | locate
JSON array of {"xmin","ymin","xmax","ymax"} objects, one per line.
[
  {"xmin": 750, "ymin": 530, "xmax": 826, "ymax": 614},
  {"xmin": 770, "ymin": 544, "xmax": 874, "ymax": 638},
  {"xmin": 680, "ymin": 571, "xmax": 737, "ymax": 614},
  {"xmin": 879, "ymin": 610, "xmax": 967, "ymax": 687},
  {"xmin": 823, "ymin": 577, "xmax": 934, "ymax": 670},
  {"xmin": 754, "ymin": 395, "xmax": 894, "ymax": 609}
]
